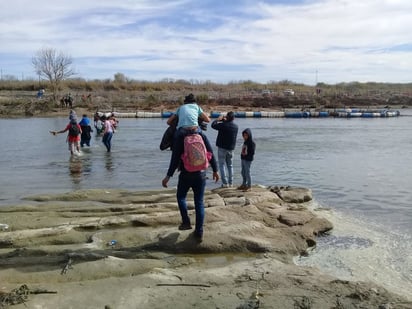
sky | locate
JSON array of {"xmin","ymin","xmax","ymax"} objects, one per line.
[{"xmin": 1, "ymin": 0, "xmax": 411, "ymax": 85}]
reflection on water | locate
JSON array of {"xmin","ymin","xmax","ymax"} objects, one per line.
[
  {"xmin": 69, "ymin": 157, "xmax": 82, "ymax": 185},
  {"xmin": 104, "ymin": 152, "xmax": 114, "ymax": 172},
  {"xmin": 68, "ymin": 151, "xmax": 93, "ymax": 188}
]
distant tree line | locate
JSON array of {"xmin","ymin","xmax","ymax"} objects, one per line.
[
  {"xmin": 1, "ymin": 47, "xmax": 411, "ymax": 101},
  {"xmin": 2, "ymin": 76, "xmax": 412, "ymax": 97}
]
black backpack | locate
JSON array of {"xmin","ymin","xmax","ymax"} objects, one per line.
[{"xmin": 69, "ymin": 123, "xmax": 80, "ymax": 137}]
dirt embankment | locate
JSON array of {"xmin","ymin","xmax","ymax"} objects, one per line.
[{"xmin": 1, "ymin": 90, "xmax": 411, "ymax": 118}]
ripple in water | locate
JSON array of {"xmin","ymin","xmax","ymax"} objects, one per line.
[{"xmin": 316, "ymin": 234, "xmax": 373, "ymax": 250}]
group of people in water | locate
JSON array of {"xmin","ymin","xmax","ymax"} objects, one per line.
[
  {"xmin": 50, "ymin": 110, "xmax": 118, "ymax": 155},
  {"xmin": 50, "ymin": 94, "xmax": 255, "ymax": 243}
]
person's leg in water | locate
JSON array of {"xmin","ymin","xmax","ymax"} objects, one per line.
[
  {"xmin": 68, "ymin": 142, "xmax": 75, "ymax": 155},
  {"xmin": 102, "ymin": 133, "xmax": 108, "ymax": 151},
  {"xmin": 75, "ymin": 140, "xmax": 81, "ymax": 153},
  {"xmin": 106, "ymin": 132, "xmax": 113, "ymax": 151},
  {"xmin": 102, "ymin": 132, "xmax": 113, "ymax": 152}
]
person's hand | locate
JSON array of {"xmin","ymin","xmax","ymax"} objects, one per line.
[
  {"xmin": 162, "ymin": 176, "xmax": 170, "ymax": 188},
  {"xmin": 212, "ymin": 172, "xmax": 219, "ymax": 183}
]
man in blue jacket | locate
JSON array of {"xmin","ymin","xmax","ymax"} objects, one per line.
[{"xmin": 211, "ymin": 111, "xmax": 239, "ymax": 188}]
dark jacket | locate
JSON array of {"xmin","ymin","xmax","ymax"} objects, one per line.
[
  {"xmin": 79, "ymin": 117, "xmax": 93, "ymax": 139},
  {"xmin": 211, "ymin": 119, "xmax": 238, "ymax": 151},
  {"xmin": 240, "ymin": 128, "xmax": 255, "ymax": 161},
  {"xmin": 166, "ymin": 131, "xmax": 218, "ymax": 177}
]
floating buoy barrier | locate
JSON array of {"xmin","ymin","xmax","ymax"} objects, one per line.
[
  {"xmin": 210, "ymin": 112, "xmax": 222, "ymax": 118},
  {"xmin": 135, "ymin": 111, "xmax": 162, "ymax": 118},
  {"xmin": 347, "ymin": 112, "xmax": 362, "ymax": 118},
  {"xmin": 112, "ymin": 112, "xmax": 136, "ymax": 118},
  {"xmin": 101, "ymin": 109, "xmax": 400, "ymax": 119},
  {"xmin": 161, "ymin": 111, "xmax": 173, "ymax": 118},
  {"xmin": 361, "ymin": 112, "xmax": 382, "ymax": 118},
  {"xmin": 310, "ymin": 111, "xmax": 330, "ymax": 117},
  {"xmin": 383, "ymin": 111, "xmax": 400, "ymax": 117},
  {"xmin": 234, "ymin": 111, "xmax": 246, "ymax": 118},
  {"xmin": 284, "ymin": 111, "xmax": 311, "ymax": 118}
]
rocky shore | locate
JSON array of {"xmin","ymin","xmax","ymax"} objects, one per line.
[{"xmin": 0, "ymin": 186, "xmax": 410, "ymax": 309}]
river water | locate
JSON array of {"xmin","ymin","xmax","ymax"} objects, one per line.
[{"xmin": 0, "ymin": 111, "xmax": 411, "ymax": 299}]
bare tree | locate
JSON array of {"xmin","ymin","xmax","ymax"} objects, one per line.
[{"xmin": 32, "ymin": 47, "xmax": 75, "ymax": 102}]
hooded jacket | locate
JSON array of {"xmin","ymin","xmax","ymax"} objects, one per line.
[
  {"xmin": 240, "ymin": 128, "xmax": 255, "ymax": 161},
  {"xmin": 211, "ymin": 117, "xmax": 238, "ymax": 151},
  {"xmin": 79, "ymin": 116, "xmax": 93, "ymax": 139}
]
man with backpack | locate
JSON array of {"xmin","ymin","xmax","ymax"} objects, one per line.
[
  {"xmin": 162, "ymin": 129, "xmax": 219, "ymax": 242},
  {"xmin": 50, "ymin": 116, "xmax": 82, "ymax": 155}
]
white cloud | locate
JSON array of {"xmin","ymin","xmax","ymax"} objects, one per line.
[{"xmin": 0, "ymin": 0, "xmax": 411, "ymax": 84}]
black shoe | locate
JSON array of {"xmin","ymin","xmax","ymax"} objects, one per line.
[
  {"xmin": 178, "ymin": 223, "xmax": 192, "ymax": 230},
  {"xmin": 193, "ymin": 231, "xmax": 203, "ymax": 242}
]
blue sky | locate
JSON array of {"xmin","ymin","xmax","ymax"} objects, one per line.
[{"xmin": 1, "ymin": 0, "xmax": 411, "ymax": 85}]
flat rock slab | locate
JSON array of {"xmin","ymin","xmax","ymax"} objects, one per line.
[{"xmin": 0, "ymin": 186, "xmax": 410, "ymax": 309}]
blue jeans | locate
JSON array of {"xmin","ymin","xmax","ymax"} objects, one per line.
[
  {"xmin": 176, "ymin": 171, "xmax": 206, "ymax": 236},
  {"xmin": 174, "ymin": 127, "xmax": 201, "ymax": 147},
  {"xmin": 241, "ymin": 159, "xmax": 252, "ymax": 187},
  {"xmin": 102, "ymin": 132, "xmax": 113, "ymax": 152},
  {"xmin": 218, "ymin": 148, "xmax": 234, "ymax": 185}
]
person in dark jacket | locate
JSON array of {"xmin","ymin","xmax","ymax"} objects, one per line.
[
  {"xmin": 79, "ymin": 114, "xmax": 93, "ymax": 147},
  {"xmin": 238, "ymin": 128, "xmax": 256, "ymax": 192},
  {"xmin": 162, "ymin": 130, "xmax": 219, "ymax": 242},
  {"xmin": 211, "ymin": 111, "xmax": 238, "ymax": 187}
]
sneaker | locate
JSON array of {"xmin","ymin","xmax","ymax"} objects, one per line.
[
  {"xmin": 242, "ymin": 186, "xmax": 251, "ymax": 192},
  {"xmin": 228, "ymin": 184, "xmax": 233, "ymax": 188},
  {"xmin": 178, "ymin": 223, "xmax": 192, "ymax": 230},
  {"xmin": 237, "ymin": 185, "xmax": 246, "ymax": 190},
  {"xmin": 221, "ymin": 184, "xmax": 229, "ymax": 188}
]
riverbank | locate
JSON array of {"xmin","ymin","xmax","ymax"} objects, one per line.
[
  {"xmin": 0, "ymin": 186, "xmax": 410, "ymax": 308},
  {"xmin": 1, "ymin": 89, "xmax": 410, "ymax": 118}
]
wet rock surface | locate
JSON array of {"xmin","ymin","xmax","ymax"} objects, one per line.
[{"xmin": 0, "ymin": 186, "xmax": 410, "ymax": 309}]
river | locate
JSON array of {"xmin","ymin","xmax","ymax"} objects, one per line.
[{"xmin": 0, "ymin": 110, "xmax": 411, "ymax": 299}]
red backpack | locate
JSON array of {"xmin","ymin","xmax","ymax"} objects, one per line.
[{"xmin": 181, "ymin": 134, "xmax": 212, "ymax": 172}]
